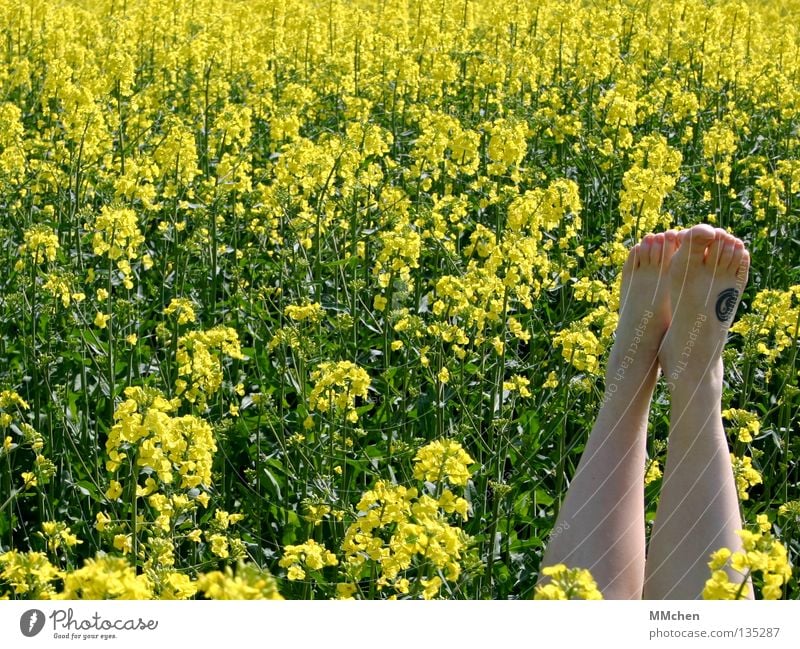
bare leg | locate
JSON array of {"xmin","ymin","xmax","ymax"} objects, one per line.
[
  {"xmin": 644, "ymin": 225, "xmax": 751, "ymax": 599},
  {"xmin": 540, "ymin": 231, "xmax": 677, "ymax": 599}
]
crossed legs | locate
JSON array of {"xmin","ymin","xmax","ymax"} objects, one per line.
[{"xmin": 540, "ymin": 224, "xmax": 751, "ymax": 599}]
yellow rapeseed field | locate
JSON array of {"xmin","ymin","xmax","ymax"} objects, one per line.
[{"xmin": 0, "ymin": 0, "xmax": 798, "ymax": 599}]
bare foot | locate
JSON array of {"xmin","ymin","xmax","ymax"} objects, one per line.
[
  {"xmin": 659, "ymin": 224, "xmax": 750, "ymax": 392},
  {"xmin": 606, "ymin": 231, "xmax": 678, "ymax": 387}
]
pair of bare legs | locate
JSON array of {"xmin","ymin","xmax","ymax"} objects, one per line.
[{"xmin": 540, "ymin": 223, "xmax": 751, "ymax": 599}]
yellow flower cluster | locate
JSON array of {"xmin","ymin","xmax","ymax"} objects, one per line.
[
  {"xmin": 0, "ymin": 101, "xmax": 24, "ymax": 181},
  {"xmin": 106, "ymin": 386, "xmax": 216, "ymax": 490},
  {"xmin": 1, "ymin": 394, "xmax": 57, "ymax": 491},
  {"xmin": 39, "ymin": 521, "xmax": 82, "ymax": 554},
  {"xmin": 59, "ymin": 556, "xmax": 154, "ymax": 600},
  {"xmin": 340, "ymin": 480, "xmax": 473, "ymax": 598},
  {"xmin": 163, "ymin": 298, "xmax": 198, "ymax": 325},
  {"xmin": 412, "ymin": 439, "xmax": 475, "ymax": 487},
  {"xmin": 731, "ymin": 454, "xmax": 763, "ymax": 501},
  {"xmin": 703, "ymin": 528, "xmax": 792, "ymax": 600},
  {"xmin": 284, "ymin": 302, "xmax": 325, "ymax": 323},
  {"xmin": 722, "ymin": 409, "xmax": 761, "ymax": 444},
  {"xmin": 731, "ymin": 286, "xmax": 800, "ymax": 370},
  {"xmin": 503, "ymin": 375, "xmax": 532, "ymax": 398},
  {"xmin": 407, "ymin": 108, "xmax": 480, "ymax": 180},
  {"xmin": 1, "ymin": 551, "xmax": 282, "ymax": 600},
  {"xmin": 308, "ymin": 360, "xmax": 370, "ymax": 423},
  {"xmin": 0, "ymin": 551, "xmax": 62, "ymax": 599},
  {"xmin": 19, "ymin": 224, "xmax": 59, "ymax": 264},
  {"xmin": 533, "ymin": 564, "xmax": 604, "ymax": 600},
  {"xmin": 91, "ymin": 206, "xmax": 144, "ymax": 261},
  {"xmin": 335, "ymin": 439, "xmax": 476, "ymax": 599},
  {"xmin": 89, "ymin": 205, "xmax": 145, "ymax": 288},
  {"xmin": 616, "ymin": 135, "xmax": 682, "ymax": 241},
  {"xmin": 778, "ymin": 501, "xmax": 800, "ymax": 522},
  {"xmin": 279, "ymin": 540, "xmax": 338, "ymax": 581},
  {"xmin": 374, "ymin": 223, "xmax": 422, "ymax": 292},
  {"xmin": 195, "ymin": 562, "xmax": 283, "ymax": 600},
  {"xmin": 702, "ymin": 120, "xmax": 738, "ymax": 186},
  {"xmin": 486, "ymin": 118, "xmax": 529, "ymax": 177},
  {"xmin": 430, "ymin": 179, "xmax": 581, "ymax": 349},
  {"xmin": 176, "ymin": 326, "xmax": 245, "ymax": 407},
  {"xmin": 750, "ymin": 159, "xmax": 800, "ymax": 221},
  {"xmin": 42, "ymin": 272, "xmax": 84, "ymax": 308},
  {"xmin": 644, "ymin": 459, "xmax": 663, "ymax": 486},
  {"xmin": 0, "ymin": 389, "xmax": 29, "ymax": 427},
  {"xmin": 552, "ymin": 320, "xmax": 604, "ymax": 375}
]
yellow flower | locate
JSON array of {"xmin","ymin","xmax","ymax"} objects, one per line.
[
  {"xmin": 162, "ymin": 572, "xmax": 197, "ymax": 600},
  {"xmin": 163, "ymin": 298, "xmax": 197, "ymax": 325},
  {"xmin": 279, "ymin": 539, "xmax": 338, "ymax": 578},
  {"xmin": 373, "ymin": 295, "xmax": 388, "ymax": 311},
  {"xmin": 420, "ymin": 576, "xmax": 442, "ymax": 600},
  {"xmin": 59, "ymin": 556, "xmax": 152, "ymax": 599},
  {"xmin": 0, "ymin": 550, "xmax": 63, "ymax": 598},
  {"xmin": 196, "ymin": 562, "xmax": 282, "ymax": 600},
  {"xmin": 534, "ymin": 564, "xmax": 603, "ymax": 600},
  {"xmin": 287, "ymin": 565, "xmax": 305, "ymax": 581},
  {"xmin": 175, "ymin": 327, "xmax": 244, "ymax": 407},
  {"xmin": 20, "ymin": 225, "xmax": 59, "ymax": 264},
  {"xmin": 704, "ymin": 528, "xmax": 791, "ymax": 600},
  {"xmin": 644, "ymin": 459, "xmax": 662, "ymax": 486},
  {"xmin": 308, "ymin": 361, "xmax": 370, "ymax": 423},
  {"xmin": 94, "ymin": 312, "xmax": 110, "ymax": 329},
  {"xmin": 778, "ymin": 501, "xmax": 800, "ymax": 521},
  {"xmin": 105, "ymin": 480, "xmax": 123, "ymax": 500},
  {"xmin": 503, "ymin": 375, "xmax": 531, "ymax": 398},
  {"xmin": 91, "ymin": 205, "xmax": 144, "ymax": 262},
  {"xmin": 731, "ymin": 454, "xmax": 763, "ymax": 500},
  {"xmin": 336, "ymin": 582, "xmax": 357, "ymax": 599},
  {"xmin": 113, "ymin": 534, "xmax": 132, "ymax": 554},
  {"xmin": 722, "ymin": 409, "xmax": 761, "ymax": 444},
  {"xmin": 413, "ymin": 439, "xmax": 475, "ymax": 486},
  {"xmin": 702, "ymin": 569, "xmax": 744, "ymax": 600},
  {"xmin": 284, "ymin": 302, "xmax": 324, "ymax": 322},
  {"xmin": 708, "ymin": 548, "xmax": 731, "ymax": 570},
  {"xmin": 208, "ymin": 534, "xmax": 229, "ymax": 558},
  {"xmin": 95, "ymin": 512, "xmax": 111, "ymax": 532}
]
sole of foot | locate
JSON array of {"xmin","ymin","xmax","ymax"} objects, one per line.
[
  {"xmin": 659, "ymin": 224, "xmax": 750, "ymax": 390},
  {"xmin": 609, "ymin": 230, "xmax": 679, "ymax": 382}
]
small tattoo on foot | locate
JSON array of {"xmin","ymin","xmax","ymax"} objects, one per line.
[{"xmin": 715, "ymin": 288, "xmax": 739, "ymax": 322}]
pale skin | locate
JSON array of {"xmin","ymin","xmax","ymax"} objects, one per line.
[{"xmin": 540, "ymin": 224, "xmax": 751, "ymax": 599}]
